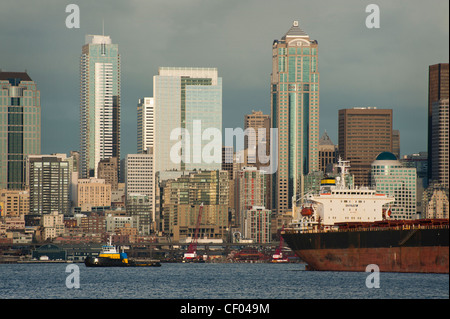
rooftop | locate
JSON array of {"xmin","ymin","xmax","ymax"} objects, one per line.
[
  {"xmin": 375, "ymin": 152, "xmax": 398, "ymax": 161},
  {"xmin": 319, "ymin": 131, "xmax": 334, "ymax": 146},
  {"xmin": 85, "ymin": 34, "xmax": 112, "ymax": 45},
  {"xmin": 0, "ymin": 71, "xmax": 32, "ymax": 83},
  {"xmin": 282, "ymin": 21, "xmax": 309, "ymax": 39}
]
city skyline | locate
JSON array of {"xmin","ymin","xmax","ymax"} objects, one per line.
[{"xmin": 0, "ymin": 1, "xmax": 448, "ymax": 160}]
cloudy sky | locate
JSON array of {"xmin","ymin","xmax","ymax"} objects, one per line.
[{"xmin": 1, "ymin": 0, "xmax": 448, "ymax": 158}]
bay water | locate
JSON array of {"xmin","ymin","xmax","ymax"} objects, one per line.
[{"xmin": 0, "ymin": 262, "xmax": 447, "ymax": 299}]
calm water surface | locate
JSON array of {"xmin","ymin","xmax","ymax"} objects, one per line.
[{"xmin": 0, "ymin": 263, "xmax": 448, "ymax": 299}]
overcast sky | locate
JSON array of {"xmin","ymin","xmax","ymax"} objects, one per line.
[{"xmin": 1, "ymin": 0, "xmax": 448, "ymax": 158}]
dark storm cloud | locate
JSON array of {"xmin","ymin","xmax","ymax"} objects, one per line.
[{"xmin": 0, "ymin": 0, "xmax": 448, "ymax": 158}]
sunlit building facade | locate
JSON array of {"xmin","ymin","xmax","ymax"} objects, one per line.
[{"xmin": 271, "ymin": 21, "xmax": 320, "ymax": 213}]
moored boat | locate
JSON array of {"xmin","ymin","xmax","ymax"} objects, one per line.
[
  {"xmin": 84, "ymin": 237, "xmax": 161, "ymax": 267},
  {"xmin": 283, "ymin": 158, "xmax": 449, "ymax": 273}
]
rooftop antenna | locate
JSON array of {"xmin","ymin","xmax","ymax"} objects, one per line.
[{"xmin": 100, "ymin": 19, "xmax": 106, "ymax": 56}]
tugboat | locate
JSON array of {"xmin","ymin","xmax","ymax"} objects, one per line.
[{"xmin": 84, "ymin": 237, "xmax": 161, "ymax": 267}]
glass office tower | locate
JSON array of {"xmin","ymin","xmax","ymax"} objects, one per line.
[
  {"xmin": 271, "ymin": 21, "xmax": 320, "ymax": 213},
  {"xmin": 80, "ymin": 35, "xmax": 121, "ymax": 178},
  {"xmin": 0, "ymin": 71, "xmax": 41, "ymax": 189},
  {"xmin": 152, "ymin": 67, "xmax": 222, "ymax": 173}
]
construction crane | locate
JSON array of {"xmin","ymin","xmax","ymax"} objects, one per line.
[
  {"xmin": 271, "ymin": 225, "xmax": 288, "ymax": 263},
  {"xmin": 184, "ymin": 203, "xmax": 204, "ymax": 261}
]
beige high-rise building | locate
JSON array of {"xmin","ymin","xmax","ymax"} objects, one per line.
[
  {"xmin": 0, "ymin": 189, "xmax": 29, "ymax": 218},
  {"xmin": 77, "ymin": 178, "xmax": 111, "ymax": 208},
  {"xmin": 271, "ymin": 21, "xmax": 320, "ymax": 213},
  {"xmin": 338, "ymin": 107, "xmax": 393, "ymax": 187}
]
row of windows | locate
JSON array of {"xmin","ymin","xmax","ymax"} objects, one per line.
[{"xmin": 278, "ymin": 47, "xmax": 318, "ymax": 55}]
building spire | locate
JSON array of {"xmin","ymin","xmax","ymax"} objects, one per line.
[{"xmin": 283, "ymin": 20, "xmax": 308, "ymax": 39}]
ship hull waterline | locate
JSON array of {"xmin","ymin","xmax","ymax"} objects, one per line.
[
  {"xmin": 84, "ymin": 256, "xmax": 161, "ymax": 267},
  {"xmin": 292, "ymin": 246, "xmax": 448, "ymax": 273},
  {"xmin": 282, "ymin": 227, "xmax": 449, "ymax": 274}
]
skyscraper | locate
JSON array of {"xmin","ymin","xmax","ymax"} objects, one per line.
[
  {"xmin": 428, "ymin": 63, "xmax": 449, "ymax": 184},
  {"xmin": 125, "ymin": 150, "xmax": 154, "ymax": 199},
  {"xmin": 244, "ymin": 110, "xmax": 271, "ymax": 158},
  {"xmin": 0, "ymin": 71, "xmax": 41, "ymax": 189},
  {"xmin": 27, "ymin": 154, "xmax": 70, "ymax": 215},
  {"xmin": 431, "ymin": 98, "xmax": 449, "ymax": 188},
  {"xmin": 244, "ymin": 110, "xmax": 272, "ymax": 209},
  {"xmin": 125, "ymin": 149, "xmax": 155, "ymax": 231},
  {"xmin": 271, "ymin": 21, "xmax": 320, "ymax": 213},
  {"xmin": 338, "ymin": 107, "xmax": 393, "ymax": 187},
  {"xmin": 80, "ymin": 34, "xmax": 121, "ymax": 178},
  {"xmin": 137, "ymin": 97, "xmax": 154, "ymax": 154},
  {"xmin": 152, "ymin": 67, "xmax": 222, "ymax": 173}
]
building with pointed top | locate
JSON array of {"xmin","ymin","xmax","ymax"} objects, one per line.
[
  {"xmin": 271, "ymin": 21, "xmax": 320, "ymax": 213},
  {"xmin": 318, "ymin": 131, "xmax": 337, "ymax": 173},
  {"xmin": 80, "ymin": 35, "xmax": 121, "ymax": 179}
]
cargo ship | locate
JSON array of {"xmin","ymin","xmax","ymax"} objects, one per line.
[
  {"xmin": 282, "ymin": 158, "xmax": 449, "ymax": 273},
  {"xmin": 84, "ymin": 238, "xmax": 161, "ymax": 267}
]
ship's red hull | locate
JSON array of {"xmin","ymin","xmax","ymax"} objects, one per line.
[{"xmin": 295, "ymin": 246, "xmax": 449, "ymax": 273}]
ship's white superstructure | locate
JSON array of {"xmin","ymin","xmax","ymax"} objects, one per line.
[{"xmin": 291, "ymin": 158, "xmax": 395, "ymax": 231}]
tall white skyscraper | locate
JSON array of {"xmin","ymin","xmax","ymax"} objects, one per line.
[
  {"xmin": 152, "ymin": 67, "xmax": 222, "ymax": 173},
  {"xmin": 137, "ymin": 97, "xmax": 154, "ymax": 154},
  {"xmin": 80, "ymin": 34, "xmax": 121, "ymax": 178}
]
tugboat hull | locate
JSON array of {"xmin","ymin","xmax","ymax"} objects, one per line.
[
  {"xmin": 84, "ymin": 256, "xmax": 127, "ymax": 267},
  {"xmin": 84, "ymin": 256, "xmax": 161, "ymax": 267}
]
